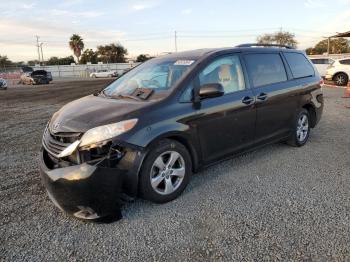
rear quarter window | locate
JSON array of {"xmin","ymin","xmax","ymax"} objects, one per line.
[
  {"xmin": 244, "ymin": 53, "xmax": 287, "ymax": 87},
  {"xmin": 311, "ymin": 58, "xmax": 330, "ymax": 64},
  {"xmin": 284, "ymin": 52, "xmax": 314, "ymax": 79},
  {"xmin": 339, "ymin": 59, "xmax": 350, "ymax": 65},
  {"xmin": 311, "ymin": 59, "xmax": 321, "ymax": 64}
]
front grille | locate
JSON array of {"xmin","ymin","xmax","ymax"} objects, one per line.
[{"xmin": 42, "ymin": 127, "xmax": 80, "ymax": 158}]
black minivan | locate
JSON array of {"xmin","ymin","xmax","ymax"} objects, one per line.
[{"xmin": 39, "ymin": 44, "xmax": 323, "ymax": 221}]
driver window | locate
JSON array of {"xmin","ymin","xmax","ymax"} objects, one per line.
[
  {"xmin": 180, "ymin": 55, "xmax": 245, "ymax": 102},
  {"xmin": 200, "ymin": 55, "xmax": 245, "ymax": 93}
]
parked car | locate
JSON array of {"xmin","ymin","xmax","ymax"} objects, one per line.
[
  {"xmin": 0, "ymin": 78, "xmax": 7, "ymax": 90},
  {"xmin": 90, "ymin": 70, "xmax": 118, "ymax": 78},
  {"xmin": 325, "ymin": 57, "xmax": 350, "ymax": 86},
  {"xmin": 40, "ymin": 44, "xmax": 323, "ymax": 221},
  {"xmin": 310, "ymin": 57, "xmax": 334, "ymax": 77},
  {"xmin": 20, "ymin": 70, "xmax": 52, "ymax": 85}
]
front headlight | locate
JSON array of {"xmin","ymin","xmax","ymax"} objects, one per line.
[
  {"xmin": 57, "ymin": 119, "xmax": 138, "ymax": 158},
  {"xmin": 80, "ymin": 119, "xmax": 138, "ymax": 148}
]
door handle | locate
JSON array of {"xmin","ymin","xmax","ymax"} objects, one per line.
[
  {"xmin": 257, "ymin": 93, "xmax": 268, "ymax": 101},
  {"xmin": 242, "ymin": 96, "xmax": 254, "ymax": 105}
]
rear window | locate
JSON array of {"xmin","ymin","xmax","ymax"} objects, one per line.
[
  {"xmin": 244, "ymin": 53, "xmax": 287, "ymax": 87},
  {"xmin": 339, "ymin": 59, "xmax": 350, "ymax": 65},
  {"xmin": 284, "ymin": 52, "xmax": 314, "ymax": 78}
]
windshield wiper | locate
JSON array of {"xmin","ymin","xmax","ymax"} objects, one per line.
[
  {"xmin": 112, "ymin": 94, "xmax": 143, "ymax": 101},
  {"xmin": 94, "ymin": 89, "xmax": 108, "ymax": 97}
]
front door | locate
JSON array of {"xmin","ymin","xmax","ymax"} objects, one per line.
[{"xmin": 193, "ymin": 54, "xmax": 256, "ymax": 163}]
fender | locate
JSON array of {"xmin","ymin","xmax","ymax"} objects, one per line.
[{"xmin": 113, "ymin": 121, "xmax": 201, "ymax": 198}]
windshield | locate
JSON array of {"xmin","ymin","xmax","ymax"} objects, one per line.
[{"xmin": 102, "ymin": 58, "xmax": 196, "ymax": 101}]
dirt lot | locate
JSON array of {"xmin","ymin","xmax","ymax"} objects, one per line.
[{"xmin": 1, "ymin": 80, "xmax": 349, "ymax": 261}]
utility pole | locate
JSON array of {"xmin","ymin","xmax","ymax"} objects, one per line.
[
  {"xmin": 35, "ymin": 35, "xmax": 41, "ymax": 63},
  {"xmin": 322, "ymin": 36, "xmax": 331, "ymax": 55},
  {"xmin": 278, "ymin": 26, "xmax": 283, "ymax": 45},
  {"xmin": 174, "ymin": 31, "xmax": 178, "ymax": 52},
  {"xmin": 327, "ymin": 37, "xmax": 330, "ymax": 55},
  {"xmin": 40, "ymin": 42, "xmax": 44, "ymax": 64}
]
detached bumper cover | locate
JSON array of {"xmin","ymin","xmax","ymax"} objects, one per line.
[{"xmin": 39, "ymin": 149, "xmax": 136, "ymax": 220}]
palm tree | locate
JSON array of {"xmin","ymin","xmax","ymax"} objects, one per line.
[{"xmin": 69, "ymin": 34, "xmax": 84, "ymax": 63}]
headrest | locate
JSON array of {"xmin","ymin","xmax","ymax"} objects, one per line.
[{"xmin": 219, "ymin": 64, "xmax": 232, "ymax": 82}]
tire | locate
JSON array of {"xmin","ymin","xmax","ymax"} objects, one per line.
[
  {"xmin": 91, "ymin": 74, "xmax": 96, "ymax": 78},
  {"xmin": 139, "ymin": 139, "xmax": 192, "ymax": 203},
  {"xmin": 333, "ymin": 73, "xmax": 348, "ymax": 86},
  {"xmin": 287, "ymin": 109, "xmax": 310, "ymax": 147}
]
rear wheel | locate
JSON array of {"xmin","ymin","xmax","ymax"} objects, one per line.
[
  {"xmin": 139, "ymin": 139, "xmax": 192, "ymax": 203},
  {"xmin": 287, "ymin": 109, "xmax": 310, "ymax": 147},
  {"xmin": 333, "ymin": 73, "xmax": 348, "ymax": 86}
]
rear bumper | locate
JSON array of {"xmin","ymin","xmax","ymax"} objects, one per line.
[
  {"xmin": 312, "ymin": 88, "xmax": 324, "ymax": 127},
  {"xmin": 315, "ymin": 100, "xmax": 323, "ymax": 126},
  {"xmin": 39, "ymin": 147, "xmax": 143, "ymax": 221}
]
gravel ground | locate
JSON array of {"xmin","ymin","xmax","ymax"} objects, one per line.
[{"xmin": 1, "ymin": 81, "xmax": 349, "ymax": 261}]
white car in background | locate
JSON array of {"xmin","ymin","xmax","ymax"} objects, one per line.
[
  {"xmin": 310, "ymin": 57, "xmax": 334, "ymax": 77},
  {"xmin": 325, "ymin": 58, "xmax": 350, "ymax": 86},
  {"xmin": 89, "ymin": 70, "xmax": 118, "ymax": 78}
]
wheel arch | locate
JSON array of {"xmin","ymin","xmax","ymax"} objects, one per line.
[
  {"xmin": 332, "ymin": 71, "xmax": 349, "ymax": 82},
  {"xmin": 127, "ymin": 132, "xmax": 200, "ymax": 198},
  {"xmin": 166, "ymin": 135, "xmax": 200, "ymax": 173},
  {"xmin": 143, "ymin": 132, "xmax": 200, "ymax": 173},
  {"xmin": 302, "ymin": 103, "xmax": 317, "ymax": 128}
]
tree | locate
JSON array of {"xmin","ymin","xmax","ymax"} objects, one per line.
[
  {"xmin": 136, "ymin": 54, "xmax": 153, "ymax": 62},
  {"xmin": 80, "ymin": 49, "xmax": 98, "ymax": 64},
  {"xmin": 27, "ymin": 60, "xmax": 40, "ymax": 66},
  {"xmin": 305, "ymin": 47, "xmax": 315, "ymax": 55},
  {"xmin": 69, "ymin": 34, "xmax": 84, "ymax": 63},
  {"xmin": 46, "ymin": 56, "xmax": 75, "ymax": 65},
  {"xmin": 257, "ymin": 31, "xmax": 298, "ymax": 48},
  {"xmin": 306, "ymin": 37, "xmax": 350, "ymax": 55},
  {"xmin": 96, "ymin": 43, "xmax": 128, "ymax": 63},
  {"xmin": 0, "ymin": 55, "xmax": 13, "ymax": 67}
]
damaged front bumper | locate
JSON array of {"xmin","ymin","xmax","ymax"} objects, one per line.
[{"xmin": 39, "ymin": 141, "xmax": 145, "ymax": 221}]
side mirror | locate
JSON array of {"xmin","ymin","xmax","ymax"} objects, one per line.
[{"xmin": 199, "ymin": 83, "xmax": 224, "ymax": 99}]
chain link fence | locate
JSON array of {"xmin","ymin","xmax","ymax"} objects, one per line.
[{"xmin": 0, "ymin": 63, "xmax": 140, "ymax": 85}]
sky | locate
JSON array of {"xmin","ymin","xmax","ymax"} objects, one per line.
[{"xmin": 0, "ymin": 0, "xmax": 350, "ymax": 62}]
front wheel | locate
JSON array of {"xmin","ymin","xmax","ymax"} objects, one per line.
[
  {"xmin": 287, "ymin": 109, "xmax": 310, "ymax": 147},
  {"xmin": 139, "ymin": 139, "xmax": 192, "ymax": 203},
  {"xmin": 333, "ymin": 73, "xmax": 348, "ymax": 86}
]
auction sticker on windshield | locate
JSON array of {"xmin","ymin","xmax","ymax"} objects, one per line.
[{"xmin": 174, "ymin": 60, "xmax": 195, "ymax": 66}]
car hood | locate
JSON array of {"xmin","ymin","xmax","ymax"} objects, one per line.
[{"xmin": 49, "ymin": 95, "xmax": 152, "ymax": 133}]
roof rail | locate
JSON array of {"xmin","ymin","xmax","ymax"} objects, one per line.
[{"xmin": 236, "ymin": 43, "xmax": 294, "ymax": 49}]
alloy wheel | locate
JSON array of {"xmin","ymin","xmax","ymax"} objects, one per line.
[
  {"xmin": 335, "ymin": 74, "xmax": 346, "ymax": 85},
  {"xmin": 150, "ymin": 151, "xmax": 185, "ymax": 195},
  {"xmin": 296, "ymin": 114, "xmax": 309, "ymax": 142}
]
